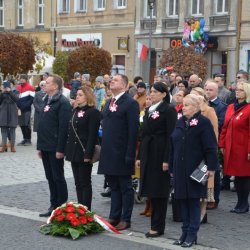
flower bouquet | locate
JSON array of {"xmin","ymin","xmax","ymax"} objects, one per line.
[{"xmin": 39, "ymin": 202, "xmax": 104, "ymax": 240}]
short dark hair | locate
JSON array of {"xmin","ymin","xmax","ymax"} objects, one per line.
[
  {"xmin": 20, "ymin": 74, "xmax": 28, "ymax": 81},
  {"xmin": 133, "ymin": 76, "xmax": 143, "ymax": 84},
  {"xmin": 214, "ymin": 74, "xmax": 225, "ymax": 81},
  {"xmin": 237, "ymin": 70, "xmax": 249, "ymax": 80},
  {"xmin": 49, "ymin": 74, "xmax": 64, "ymax": 90}
]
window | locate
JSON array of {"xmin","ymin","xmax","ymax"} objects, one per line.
[
  {"xmin": 191, "ymin": 0, "xmax": 204, "ymax": 15},
  {"xmin": 17, "ymin": 0, "xmax": 24, "ymax": 26},
  {"xmin": 75, "ymin": 0, "xmax": 87, "ymax": 12},
  {"xmin": 58, "ymin": 0, "xmax": 70, "ymax": 13},
  {"xmin": 167, "ymin": 0, "xmax": 178, "ymax": 17},
  {"xmin": 94, "ymin": 0, "xmax": 106, "ymax": 11},
  {"xmin": 0, "ymin": 0, "xmax": 4, "ymax": 27},
  {"xmin": 145, "ymin": 2, "xmax": 156, "ymax": 18},
  {"xmin": 115, "ymin": 0, "xmax": 126, "ymax": 9},
  {"xmin": 38, "ymin": 0, "xmax": 44, "ymax": 25},
  {"xmin": 216, "ymin": 0, "xmax": 228, "ymax": 14}
]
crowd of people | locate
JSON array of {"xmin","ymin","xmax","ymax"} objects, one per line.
[{"xmin": 0, "ymin": 69, "xmax": 249, "ymax": 248}]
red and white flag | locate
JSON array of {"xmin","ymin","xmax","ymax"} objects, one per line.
[{"xmin": 137, "ymin": 42, "xmax": 148, "ymax": 61}]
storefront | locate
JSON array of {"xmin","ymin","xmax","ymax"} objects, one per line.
[{"xmin": 55, "ymin": 29, "xmax": 135, "ymax": 81}]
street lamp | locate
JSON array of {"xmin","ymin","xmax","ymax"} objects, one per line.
[{"xmin": 148, "ymin": 0, "xmax": 155, "ymax": 84}]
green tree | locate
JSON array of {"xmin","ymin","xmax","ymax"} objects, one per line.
[
  {"xmin": 67, "ymin": 45, "xmax": 112, "ymax": 81},
  {"xmin": 160, "ymin": 47, "xmax": 207, "ymax": 80},
  {"xmin": 52, "ymin": 50, "xmax": 70, "ymax": 83},
  {"xmin": 0, "ymin": 32, "xmax": 35, "ymax": 77}
]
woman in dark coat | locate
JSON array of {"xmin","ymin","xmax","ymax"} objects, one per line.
[
  {"xmin": 136, "ymin": 82, "xmax": 177, "ymax": 237},
  {"xmin": 65, "ymin": 86, "xmax": 101, "ymax": 210},
  {"xmin": 33, "ymin": 81, "xmax": 46, "ymax": 132},
  {"xmin": 170, "ymin": 94, "xmax": 218, "ymax": 247},
  {"xmin": 0, "ymin": 80, "xmax": 19, "ymax": 152}
]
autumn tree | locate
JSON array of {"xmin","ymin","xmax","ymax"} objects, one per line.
[
  {"xmin": 67, "ymin": 45, "xmax": 112, "ymax": 81},
  {"xmin": 53, "ymin": 50, "xmax": 70, "ymax": 83},
  {"xmin": 0, "ymin": 32, "xmax": 35, "ymax": 77},
  {"xmin": 160, "ymin": 47, "xmax": 207, "ymax": 80}
]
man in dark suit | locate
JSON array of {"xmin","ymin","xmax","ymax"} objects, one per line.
[
  {"xmin": 37, "ymin": 74, "xmax": 71, "ymax": 217},
  {"xmin": 98, "ymin": 74, "xmax": 139, "ymax": 230},
  {"xmin": 205, "ymin": 79, "xmax": 227, "ymax": 209}
]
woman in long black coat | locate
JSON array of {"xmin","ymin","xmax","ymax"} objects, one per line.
[
  {"xmin": 65, "ymin": 86, "xmax": 101, "ymax": 210},
  {"xmin": 170, "ymin": 94, "xmax": 218, "ymax": 247},
  {"xmin": 136, "ymin": 82, "xmax": 177, "ymax": 237},
  {"xmin": 0, "ymin": 81, "xmax": 19, "ymax": 152}
]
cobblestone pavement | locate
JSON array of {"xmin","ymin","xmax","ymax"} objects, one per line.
[{"xmin": 0, "ymin": 129, "xmax": 249, "ymax": 250}]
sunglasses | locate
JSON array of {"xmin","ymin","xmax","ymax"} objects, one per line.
[{"xmin": 236, "ymin": 76, "xmax": 242, "ymax": 79}]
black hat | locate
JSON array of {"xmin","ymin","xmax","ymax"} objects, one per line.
[{"xmin": 137, "ymin": 82, "xmax": 146, "ymax": 89}]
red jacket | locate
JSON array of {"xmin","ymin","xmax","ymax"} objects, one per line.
[{"xmin": 219, "ymin": 103, "xmax": 250, "ymax": 176}]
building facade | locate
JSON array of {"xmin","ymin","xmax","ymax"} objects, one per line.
[
  {"xmin": 135, "ymin": 0, "xmax": 238, "ymax": 85},
  {"xmin": 53, "ymin": 0, "xmax": 135, "ymax": 80},
  {"xmin": 0, "ymin": 0, "xmax": 52, "ymax": 47},
  {"xmin": 239, "ymin": 0, "xmax": 250, "ymax": 74},
  {"xmin": 0, "ymin": 0, "xmax": 135, "ymax": 80}
]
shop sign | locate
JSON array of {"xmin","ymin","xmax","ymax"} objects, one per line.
[
  {"xmin": 61, "ymin": 33, "xmax": 102, "ymax": 51},
  {"xmin": 170, "ymin": 37, "xmax": 218, "ymax": 50}
]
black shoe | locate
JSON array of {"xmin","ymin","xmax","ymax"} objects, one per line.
[
  {"xmin": 200, "ymin": 213, "xmax": 207, "ymax": 224},
  {"xmin": 17, "ymin": 140, "xmax": 26, "ymax": 146},
  {"xmin": 181, "ymin": 238, "xmax": 197, "ymax": 248},
  {"xmin": 101, "ymin": 187, "xmax": 111, "ymax": 197},
  {"xmin": 145, "ymin": 231, "xmax": 164, "ymax": 238},
  {"xmin": 173, "ymin": 233, "xmax": 187, "ymax": 245},
  {"xmin": 234, "ymin": 207, "xmax": 249, "ymax": 214},
  {"xmin": 23, "ymin": 140, "xmax": 32, "ymax": 146},
  {"xmin": 39, "ymin": 206, "xmax": 54, "ymax": 217}
]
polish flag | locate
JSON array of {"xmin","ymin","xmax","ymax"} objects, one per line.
[{"xmin": 137, "ymin": 42, "xmax": 148, "ymax": 61}]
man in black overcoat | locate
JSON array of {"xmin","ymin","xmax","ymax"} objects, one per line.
[
  {"xmin": 98, "ymin": 74, "xmax": 139, "ymax": 230},
  {"xmin": 37, "ymin": 74, "xmax": 71, "ymax": 217}
]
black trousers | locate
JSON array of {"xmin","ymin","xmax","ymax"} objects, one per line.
[
  {"xmin": 106, "ymin": 175, "xmax": 134, "ymax": 222},
  {"xmin": 71, "ymin": 162, "xmax": 93, "ymax": 210},
  {"xmin": 150, "ymin": 198, "xmax": 168, "ymax": 233},
  {"xmin": 20, "ymin": 126, "xmax": 31, "ymax": 140},
  {"xmin": 42, "ymin": 151, "xmax": 68, "ymax": 208},
  {"xmin": 234, "ymin": 176, "xmax": 250, "ymax": 209}
]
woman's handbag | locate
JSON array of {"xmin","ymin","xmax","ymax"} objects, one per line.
[
  {"xmin": 91, "ymin": 145, "xmax": 101, "ymax": 164},
  {"xmin": 71, "ymin": 111, "xmax": 101, "ymax": 164},
  {"xmin": 190, "ymin": 160, "xmax": 208, "ymax": 186}
]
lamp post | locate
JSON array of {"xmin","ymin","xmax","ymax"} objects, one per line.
[{"xmin": 148, "ymin": 0, "xmax": 155, "ymax": 84}]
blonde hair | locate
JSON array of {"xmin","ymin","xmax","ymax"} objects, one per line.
[
  {"xmin": 77, "ymin": 86, "xmax": 96, "ymax": 107},
  {"xmin": 237, "ymin": 81, "xmax": 250, "ymax": 103},
  {"xmin": 191, "ymin": 87, "xmax": 208, "ymax": 102},
  {"xmin": 183, "ymin": 94, "xmax": 201, "ymax": 112}
]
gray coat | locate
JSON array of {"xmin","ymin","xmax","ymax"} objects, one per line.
[{"xmin": 0, "ymin": 90, "xmax": 19, "ymax": 127}]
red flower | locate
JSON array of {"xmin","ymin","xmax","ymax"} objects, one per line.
[
  {"xmin": 66, "ymin": 203, "xmax": 74, "ymax": 207},
  {"xmin": 54, "ymin": 208, "xmax": 62, "ymax": 216},
  {"xmin": 87, "ymin": 216, "xmax": 93, "ymax": 222},
  {"xmin": 56, "ymin": 214, "xmax": 65, "ymax": 222},
  {"xmin": 77, "ymin": 209, "xmax": 85, "ymax": 215},
  {"xmin": 78, "ymin": 205, "xmax": 87, "ymax": 211},
  {"xmin": 70, "ymin": 218, "xmax": 80, "ymax": 227},
  {"xmin": 66, "ymin": 213, "xmax": 76, "ymax": 221},
  {"xmin": 79, "ymin": 216, "xmax": 87, "ymax": 225},
  {"xmin": 65, "ymin": 207, "xmax": 75, "ymax": 213}
]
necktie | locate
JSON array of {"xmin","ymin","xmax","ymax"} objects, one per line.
[
  {"xmin": 209, "ymin": 101, "xmax": 213, "ymax": 106},
  {"xmin": 110, "ymin": 97, "xmax": 116, "ymax": 107}
]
